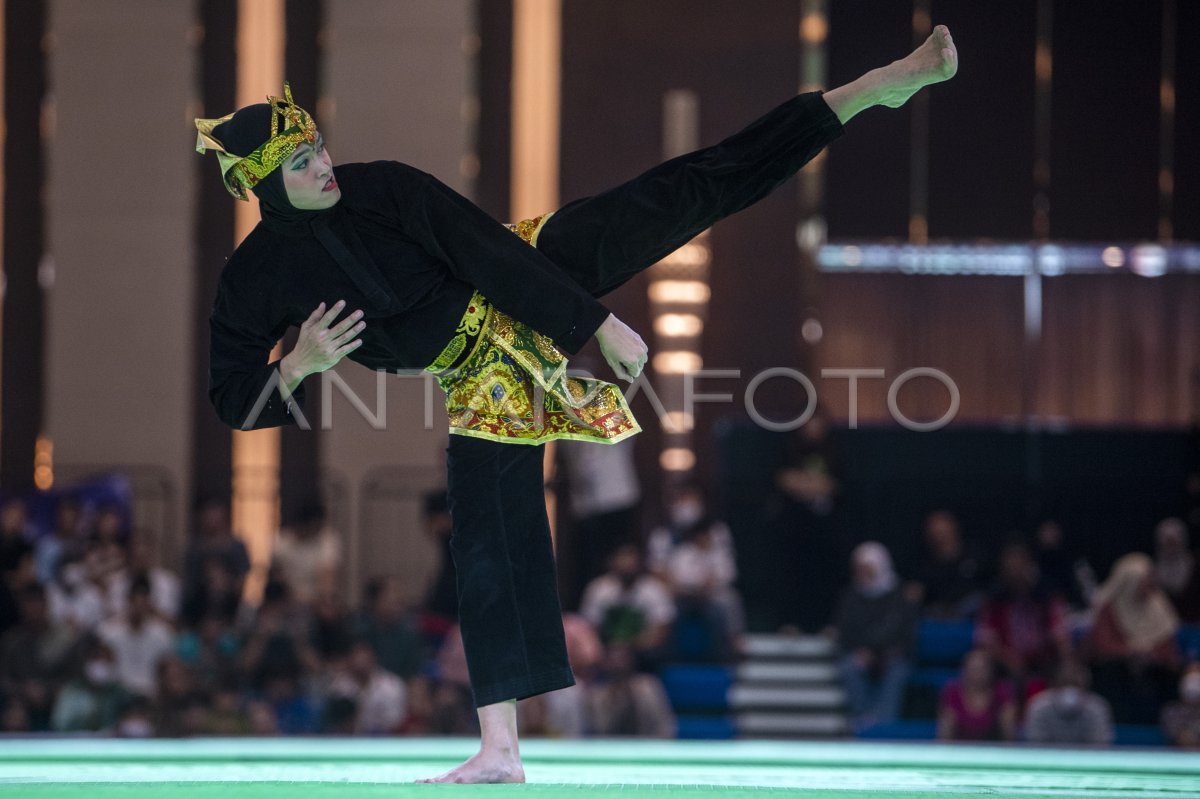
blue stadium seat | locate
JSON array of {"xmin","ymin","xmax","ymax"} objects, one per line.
[
  {"xmin": 908, "ymin": 666, "xmax": 959, "ymax": 689},
  {"xmin": 856, "ymin": 720, "xmax": 938, "ymax": 740},
  {"xmin": 915, "ymin": 618, "xmax": 976, "ymax": 666},
  {"xmin": 1177, "ymin": 625, "xmax": 1200, "ymax": 661},
  {"xmin": 1113, "ymin": 725, "xmax": 1166, "ymax": 747},
  {"xmin": 660, "ymin": 665, "xmax": 733, "ymax": 711},
  {"xmin": 675, "ymin": 715, "xmax": 737, "ymax": 740}
]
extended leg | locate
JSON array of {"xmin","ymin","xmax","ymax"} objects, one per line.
[{"xmin": 536, "ymin": 26, "xmax": 958, "ymax": 298}]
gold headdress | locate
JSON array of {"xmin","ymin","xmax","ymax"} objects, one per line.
[{"xmin": 194, "ymin": 82, "xmax": 317, "ymax": 201}]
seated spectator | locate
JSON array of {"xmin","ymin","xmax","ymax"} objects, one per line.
[
  {"xmin": 47, "ymin": 556, "xmax": 108, "ymax": 630},
  {"xmin": 97, "ymin": 577, "xmax": 175, "ymax": 697},
  {"xmin": 646, "ymin": 483, "xmax": 717, "ymax": 577},
  {"xmin": 35, "ymin": 497, "xmax": 85, "ymax": 586},
  {"xmin": 50, "ymin": 638, "xmax": 132, "ymax": 733},
  {"xmin": 240, "ymin": 579, "xmax": 319, "ymax": 690},
  {"xmin": 1161, "ymin": 661, "xmax": 1200, "ymax": 749},
  {"xmin": 518, "ymin": 613, "xmax": 602, "ymax": 739},
  {"xmin": 204, "ymin": 681, "xmax": 250, "ymax": 736},
  {"xmin": 1086, "ymin": 552, "xmax": 1181, "ymax": 724},
  {"xmin": 182, "ymin": 496, "xmax": 249, "ymax": 625},
  {"xmin": 579, "ymin": 543, "xmax": 675, "ymax": 671},
  {"xmin": 152, "ymin": 655, "xmax": 206, "ymax": 737},
  {"xmin": 271, "ymin": 501, "xmax": 341, "ymax": 608},
  {"xmin": 257, "ymin": 674, "xmax": 320, "ymax": 735},
  {"xmin": 976, "ymin": 540, "xmax": 1070, "ymax": 680},
  {"xmin": 937, "ymin": 649, "xmax": 1017, "ymax": 742},
  {"xmin": 663, "ymin": 510, "xmax": 745, "ymax": 662},
  {"xmin": 0, "ymin": 583, "xmax": 86, "ymax": 730},
  {"xmin": 175, "ymin": 611, "xmax": 241, "ymax": 691},
  {"xmin": 309, "ymin": 587, "xmax": 355, "ymax": 662},
  {"xmin": 834, "ymin": 542, "xmax": 917, "ymax": 732},
  {"xmin": 1155, "ymin": 518, "xmax": 1200, "ymax": 624},
  {"xmin": 1024, "ymin": 658, "xmax": 1113, "ymax": 745},
  {"xmin": 0, "ymin": 497, "xmax": 34, "ymax": 577},
  {"xmin": 909, "ymin": 510, "xmax": 986, "ymax": 620},
  {"xmin": 108, "ymin": 529, "xmax": 181, "ymax": 623},
  {"xmin": 585, "ymin": 642, "xmax": 675, "ymax": 738},
  {"xmin": 114, "ymin": 696, "xmax": 155, "ymax": 738},
  {"xmin": 84, "ymin": 503, "xmax": 130, "ymax": 592},
  {"xmin": 353, "ymin": 575, "xmax": 424, "ymax": 680},
  {"xmin": 328, "ymin": 640, "xmax": 406, "ymax": 735},
  {"xmin": 1033, "ymin": 520, "xmax": 1095, "ymax": 611}
]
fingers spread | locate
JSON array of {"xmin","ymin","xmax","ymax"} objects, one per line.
[{"xmin": 319, "ymin": 299, "xmax": 347, "ymax": 328}]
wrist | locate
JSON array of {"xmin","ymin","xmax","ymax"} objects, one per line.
[{"xmin": 280, "ymin": 352, "xmax": 307, "ymax": 386}]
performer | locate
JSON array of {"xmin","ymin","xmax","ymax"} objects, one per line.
[{"xmin": 197, "ymin": 26, "xmax": 957, "ymax": 783}]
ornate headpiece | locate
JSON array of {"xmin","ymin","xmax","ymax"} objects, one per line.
[{"xmin": 194, "ymin": 82, "xmax": 317, "ymax": 201}]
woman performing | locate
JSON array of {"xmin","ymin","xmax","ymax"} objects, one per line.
[{"xmin": 197, "ymin": 26, "xmax": 957, "ymax": 783}]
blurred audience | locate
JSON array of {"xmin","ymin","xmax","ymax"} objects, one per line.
[
  {"xmin": 909, "ymin": 510, "xmax": 986, "ymax": 620},
  {"xmin": 328, "ymin": 639, "xmax": 407, "ymax": 735},
  {"xmin": 1086, "ymin": 553, "xmax": 1181, "ymax": 724},
  {"xmin": 1032, "ymin": 520, "xmax": 1095, "ymax": 611},
  {"xmin": 271, "ymin": 501, "xmax": 341, "ymax": 607},
  {"xmin": 975, "ymin": 540, "xmax": 1070, "ymax": 681},
  {"xmin": 419, "ymin": 490, "xmax": 458, "ymax": 634},
  {"xmin": 97, "ymin": 576, "xmax": 175, "ymax": 697},
  {"xmin": 834, "ymin": 542, "xmax": 917, "ymax": 732},
  {"xmin": 0, "ymin": 583, "xmax": 85, "ymax": 729},
  {"xmin": 182, "ymin": 496, "xmax": 249, "ymax": 625},
  {"xmin": 561, "ymin": 433, "xmax": 641, "ymax": 591},
  {"xmin": 1160, "ymin": 662, "xmax": 1200, "ymax": 749},
  {"xmin": 937, "ymin": 649, "xmax": 1016, "ymax": 742},
  {"xmin": 353, "ymin": 575, "xmax": 424, "ymax": 680},
  {"xmin": 1023, "ymin": 658, "xmax": 1113, "ymax": 745},
  {"xmin": 585, "ymin": 642, "xmax": 675, "ymax": 738},
  {"xmin": 50, "ymin": 638, "xmax": 131, "ymax": 733},
  {"xmin": 1155, "ymin": 518, "xmax": 1200, "ymax": 624},
  {"xmin": 579, "ymin": 543, "xmax": 675, "ymax": 671}
]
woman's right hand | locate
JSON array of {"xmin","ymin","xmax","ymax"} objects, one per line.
[
  {"xmin": 283, "ymin": 300, "xmax": 366, "ymax": 382},
  {"xmin": 595, "ymin": 313, "xmax": 648, "ymax": 382}
]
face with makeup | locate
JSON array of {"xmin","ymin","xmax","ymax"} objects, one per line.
[{"xmin": 282, "ymin": 130, "xmax": 340, "ymax": 210}]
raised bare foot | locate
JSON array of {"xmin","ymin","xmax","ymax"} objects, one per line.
[
  {"xmin": 878, "ymin": 24, "xmax": 958, "ymax": 108},
  {"xmin": 415, "ymin": 750, "xmax": 526, "ymax": 785}
]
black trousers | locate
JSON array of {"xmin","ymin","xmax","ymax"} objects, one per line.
[{"xmin": 447, "ymin": 92, "xmax": 844, "ymax": 708}]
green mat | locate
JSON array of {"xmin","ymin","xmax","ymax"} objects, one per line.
[{"xmin": 1, "ymin": 738, "xmax": 1197, "ymax": 798}]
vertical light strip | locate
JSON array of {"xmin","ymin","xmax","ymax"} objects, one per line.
[
  {"xmin": 1032, "ymin": 0, "xmax": 1053, "ymax": 241},
  {"xmin": 511, "ymin": 0, "xmax": 562, "ymax": 541},
  {"xmin": 797, "ymin": 0, "xmax": 829, "ymax": 371},
  {"xmin": 233, "ymin": 0, "xmax": 285, "ymax": 603},
  {"xmin": 510, "ymin": 0, "xmax": 560, "ymax": 220},
  {"xmin": 0, "ymin": 0, "xmax": 6, "ymax": 443},
  {"xmin": 908, "ymin": 0, "xmax": 932, "ymax": 244},
  {"xmin": 1158, "ymin": 0, "xmax": 1176, "ymax": 242}
]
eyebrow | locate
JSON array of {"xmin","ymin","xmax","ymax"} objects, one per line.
[{"xmin": 289, "ymin": 133, "xmax": 324, "ymax": 164}]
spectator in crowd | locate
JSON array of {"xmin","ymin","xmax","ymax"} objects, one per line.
[
  {"xmin": 354, "ymin": 575, "xmax": 425, "ymax": 680},
  {"xmin": 183, "ymin": 496, "xmax": 250, "ymax": 623},
  {"xmin": 646, "ymin": 483, "xmax": 710, "ymax": 578},
  {"xmin": 240, "ymin": 579, "xmax": 319, "ymax": 690},
  {"xmin": 1161, "ymin": 661, "xmax": 1200, "ymax": 749},
  {"xmin": 1033, "ymin": 520, "xmax": 1095, "ymax": 611},
  {"xmin": 659, "ymin": 492, "xmax": 744, "ymax": 662},
  {"xmin": 109, "ymin": 529, "xmax": 181, "ymax": 624},
  {"xmin": 1154, "ymin": 518, "xmax": 1200, "ymax": 624},
  {"xmin": 579, "ymin": 543, "xmax": 675, "ymax": 671},
  {"xmin": 0, "ymin": 583, "xmax": 85, "ymax": 730},
  {"xmin": 0, "ymin": 544, "xmax": 33, "ymax": 637},
  {"xmin": 50, "ymin": 638, "xmax": 132, "ymax": 732},
  {"xmin": 1024, "ymin": 658, "xmax": 1113, "ymax": 745},
  {"xmin": 309, "ymin": 587, "xmax": 355, "ymax": 662},
  {"xmin": 35, "ymin": 497, "xmax": 85, "ymax": 586},
  {"xmin": 937, "ymin": 648, "xmax": 1017, "ymax": 742},
  {"xmin": 419, "ymin": 490, "xmax": 458, "ymax": 633},
  {"xmin": 175, "ymin": 611, "xmax": 241, "ymax": 692},
  {"xmin": 770, "ymin": 414, "xmax": 844, "ymax": 633},
  {"xmin": 271, "ymin": 501, "xmax": 341, "ymax": 607},
  {"xmin": 182, "ymin": 558, "xmax": 243, "ymax": 627},
  {"xmin": 205, "ymin": 681, "xmax": 250, "ymax": 735},
  {"xmin": 152, "ymin": 655, "xmax": 207, "ymax": 737},
  {"xmin": 46, "ymin": 555, "xmax": 107, "ymax": 630},
  {"xmin": 328, "ymin": 639, "xmax": 407, "ymax": 735},
  {"xmin": 85, "ymin": 503, "xmax": 130, "ymax": 593},
  {"xmin": 258, "ymin": 673, "xmax": 320, "ymax": 735},
  {"xmin": 909, "ymin": 510, "xmax": 986, "ymax": 620},
  {"xmin": 518, "ymin": 613, "xmax": 602, "ymax": 739},
  {"xmin": 0, "ymin": 497, "xmax": 34, "ymax": 576},
  {"xmin": 1086, "ymin": 552, "xmax": 1181, "ymax": 724},
  {"xmin": 834, "ymin": 542, "xmax": 917, "ymax": 732},
  {"xmin": 585, "ymin": 642, "xmax": 675, "ymax": 738},
  {"xmin": 114, "ymin": 696, "xmax": 155, "ymax": 738},
  {"xmin": 97, "ymin": 576, "xmax": 175, "ymax": 697},
  {"xmin": 560, "ymin": 407, "xmax": 641, "ymax": 591},
  {"xmin": 430, "ymin": 624, "xmax": 483, "ymax": 735},
  {"xmin": 975, "ymin": 540, "xmax": 1070, "ymax": 681}
]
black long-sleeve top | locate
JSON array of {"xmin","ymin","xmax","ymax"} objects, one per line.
[{"xmin": 209, "ymin": 161, "xmax": 611, "ymax": 430}]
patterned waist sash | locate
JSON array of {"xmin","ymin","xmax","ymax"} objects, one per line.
[{"xmin": 424, "ymin": 215, "xmax": 641, "ymax": 445}]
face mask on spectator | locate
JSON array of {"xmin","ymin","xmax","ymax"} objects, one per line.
[
  {"xmin": 670, "ymin": 500, "xmax": 702, "ymax": 527},
  {"xmin": 1056, "ymin": 686, "xmax": 1082, "ymax": 712},
  {"xmin": 1182, "ymin": 674, "xmax": 1200, "ymax": 703}
]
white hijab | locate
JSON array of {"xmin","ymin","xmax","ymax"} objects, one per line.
[{"xmin": 853, "ymin": 541, "xmax": 899, "ymax": 598}]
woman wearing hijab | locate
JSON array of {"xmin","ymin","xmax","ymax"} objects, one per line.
[
  {"xmin": 833, "ymin": 542, "xmax": 917, "ymax": 732},
  {"xmin": 197, "ymin": 28, "xmax": 957, "ymax": 783},
  {"xmin": 1086, "ymin": 552, "xmax": 1182, "ymax": 723}
]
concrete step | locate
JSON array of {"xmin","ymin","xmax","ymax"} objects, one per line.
[
  {"xmin": 729, "ymin": 684, "xmax": 845, "ymax": 710},
  {"xmin": 736, "ymin": 711, "xmax": 849, "ymax": 737},
  {"xmin": 736, "ymin": 661, "xmax": 839, "ymax": 684},
  {"xmin": 741, "ymin": 634, "xmax": 835, "ymax": 659}
]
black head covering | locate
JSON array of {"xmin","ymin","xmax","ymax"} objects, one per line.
[
  {"xmin": 211, "ymin": 103, "xmax": 333, "ymax": 230},
  {"xmin": 211, "ymin": 101, "xmax": 399, "ymax": 311}
]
